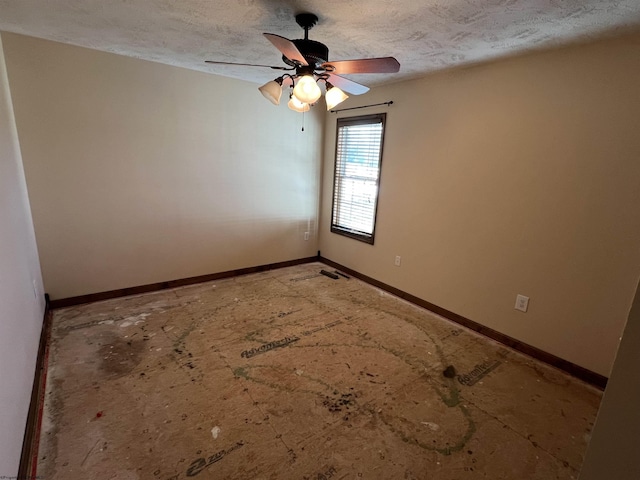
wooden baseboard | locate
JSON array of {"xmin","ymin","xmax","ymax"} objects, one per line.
[
  {"xmin": 50, "ymin": 256, "xmax": 319, "ymax": 309},
  {"xmin": 47, "ymin": 253, "xmax": 606, "ymax": 389},
  {"xmin": 320, "ymin": 256, "xmax": 608, "ymax": 390},
  {"xmin": 18, "ymin": 294, "xmax": 53, "ymax": 479}
]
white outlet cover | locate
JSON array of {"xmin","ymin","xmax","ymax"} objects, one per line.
[{"xmin": 515, "ymin": 294, "xmax": 529, "ymax": 312}]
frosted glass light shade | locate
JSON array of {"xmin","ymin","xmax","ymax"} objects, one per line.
[
  {"xmin": 292, "ymin": 75, "xmax": 321, "ymax": 104},
  {"xmin": 258, "ymin": 79, "xmax": 283, "ymax": 105},
  {"xmin": 325, "ymin": 85, "xmax": 349, "ymax": 110},
  {"xmin": 288, "ymin": 95, "xmax": 310, "ymax": 112}
]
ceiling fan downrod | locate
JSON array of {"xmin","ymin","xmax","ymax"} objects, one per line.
[{"xmin": 295, "ymin": 13, "xmax": 318, "ymax": 41}]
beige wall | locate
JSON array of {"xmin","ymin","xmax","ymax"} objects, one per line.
[
  {"xmin": 320, "ymin": 32, "xmax": 640, "ymax": 376},
  {"xmin": 2, "ymin": 33, "xmax": 323, "ymax": 300},
  {"xmin": 579, "ymin": 277, "xmax": 640, "ymax": 479},
  {"xmin": 4, "ymin": 30, "xmax": 639, "ymax": 377},
  {"xmin": 0, "ymin": 34, "xmax": 46, "ymax": 476}
]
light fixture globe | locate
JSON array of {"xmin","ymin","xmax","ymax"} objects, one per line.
[
  {"xmin": 325, "ymin": 84, "xmax": 349, "ymax": 110},
  {"xmin": 292, "ymin": 75, "xmax": 321, "ymax": 104},
  {"xmin": 288, "ymin": 94, "xmax": 310, "ymax": 113},
  {"xmin": 258, "ymin": 78, "xmax": 283, "ymax": 105}
]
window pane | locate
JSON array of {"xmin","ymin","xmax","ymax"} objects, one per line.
[{"xmin": 331, "ymin": 114, "xmax": 386, "ymax": 244}]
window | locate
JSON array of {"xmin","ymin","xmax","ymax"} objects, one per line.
[{"xmin": 331, "ymin": 113, "xmax": 386, "ymax": 244}]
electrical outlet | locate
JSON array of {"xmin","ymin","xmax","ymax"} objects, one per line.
[
  {"xmin": 304, "ymin": 232, "xmax": 310, "ymax": 241},
  {"xmin": 394, "ymin": 255, "xmax": 401, "ymax": 267},
  {"xmin": 515, "ymin": 294, "xmax": 529, "ymax": 312}
]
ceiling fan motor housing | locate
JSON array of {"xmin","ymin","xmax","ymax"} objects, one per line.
[{"xmin": 282, "ymin": 39, "xmax": 328, "ymax": 68}]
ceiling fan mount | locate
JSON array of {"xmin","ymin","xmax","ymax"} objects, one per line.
[{"xmin": 295, "ymin": 13, "xmax": 319, "ymax": 32}]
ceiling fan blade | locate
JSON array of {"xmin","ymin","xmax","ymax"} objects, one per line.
[
  {"xmin": 205, "ymin": 60, "xmax": 292, "ymax": 71},
  {"xmin": 322, "ymin": 57, "xmax": 400, "ymax": 74},
  {"xmin": 327, "ymin": 74, "xmax": 369, "ymax": 95},
  {"xmin": 263, "ymin": 33, "xmax": 308, "ymax": 66}
]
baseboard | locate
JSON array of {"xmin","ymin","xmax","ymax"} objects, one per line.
[
  {"xmin": 47, "ymin": 254, "xmax": 607, "ymax": 389},
  {"xmin": 18, "ymin": 293, "xmax": 53, "ymax": 479},
  {"xmin": 50, "ymin": 256, "xmax": 319, "ymax": 309},
  {"xmin": 320, "ymin": 256, "xmax": 608, "ymax": 390}
]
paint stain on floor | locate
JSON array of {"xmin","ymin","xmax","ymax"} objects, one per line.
[{"xmin": 37, "ymin": 262, "xmax": 601, "ymax": 479}]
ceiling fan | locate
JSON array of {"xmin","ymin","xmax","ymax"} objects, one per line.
[{"xmin": 205, "ymin": 13, "xmax": 400, "ymax": 112}]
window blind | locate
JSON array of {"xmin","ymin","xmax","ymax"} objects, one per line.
[{"xmin": 331, "ymin": 113, "xmax": 386, "ymax": 244}]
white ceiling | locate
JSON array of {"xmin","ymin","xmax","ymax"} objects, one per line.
[{"xmin": 1, "ymin": 0, "xmax": 639, "ymax": 88}]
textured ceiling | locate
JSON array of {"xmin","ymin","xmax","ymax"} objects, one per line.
[{"xmin": 0, "ymin": 0, "xmax": 639, "ymax": 88}]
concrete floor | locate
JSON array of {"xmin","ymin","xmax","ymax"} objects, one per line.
[{"xmin": 38, "ymin": 262, "xmax": 601, "ymax": 479}]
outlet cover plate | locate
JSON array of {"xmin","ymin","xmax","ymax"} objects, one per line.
[{"xmin": 515, "ymin": 294, "xmax": 529, "ymax": 312}]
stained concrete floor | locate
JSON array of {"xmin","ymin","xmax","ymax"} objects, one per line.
[{"xmin": 38, "ymin": 262, "xmax": 602, "ymax": 479}]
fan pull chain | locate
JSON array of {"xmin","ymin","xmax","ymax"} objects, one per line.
[{"xmin": 301, "ymin": 110, "xmax": 305, "ymax": 132}]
